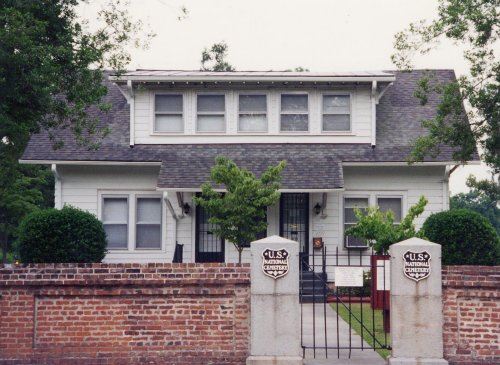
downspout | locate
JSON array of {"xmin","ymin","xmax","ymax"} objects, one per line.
[
  {"xmin": 127, "ymin": 80, "xmax": 135, "ymax": 147},
  {"xmin": 371, "ymin": 81, "xmax": 377, "ymax": 147},
  {"xmin": 163, "ymin": 191, "xmax": 178, "ymax": 261},
  {"xmin": 443, "ymin": 165, "xmax": 460, "ymax": 210},
  {"xmin": 51, "ymin": 164, "xmax": 62, "ymax": 209}
]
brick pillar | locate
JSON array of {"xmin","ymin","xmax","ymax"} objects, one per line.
[
  {"xmin": 246, "ymin": 235, "xmax": 303, "ymax": 365},
  {"xmin": 388, "ymin": 237, "xmax": 448, "ymax": 365}
]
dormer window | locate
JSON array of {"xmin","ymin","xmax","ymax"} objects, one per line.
[
  {"xmin": 238, "ymin": 94, "xmax": 267, "ymax": 132},
  {"xmin": 197, "ymin": 94, "xmax": 226, "ymax": 132},
  {"xmin": 280, "ymin": 94, "xmax": 309, "ymax": 132},
  {"xmin": 322, "ymin": 95, "xmax": 351, "ymax": 132},
  {"xmin": 154, "ymin": 94, "xmax": 184, "ymax": 133}
]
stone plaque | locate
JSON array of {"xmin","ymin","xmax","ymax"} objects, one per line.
[
  {"xmin": 403, "ymin": 250, "xmax": 431, "ymax": 282},
  {"xmin": 334, "ymin": 267, "xmax": 364, "ymax": 287},
  {"xmin": 262, "ymin": 248, "xmax": 289, "ymax": 279}
]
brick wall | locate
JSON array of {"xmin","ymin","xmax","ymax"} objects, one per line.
[
  {"xmin": 442, "ymin": 265, "xmax": 499, "ymax": 365},
  {"xmin": 0, "ymin": 263, "xmax": 250, "ymax": 365}
]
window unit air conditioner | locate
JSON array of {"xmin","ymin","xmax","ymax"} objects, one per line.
[{"xmin": 344, "ymin": 235, "xmax": 369, "ymax": 249}]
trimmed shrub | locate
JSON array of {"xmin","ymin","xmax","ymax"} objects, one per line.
[
  {"xmin": 18, "ymin": 206, "xmax": 107, "ymax": 263},
  {"xmin": 422, "ymin": 209, "xmax": 500, "ymax": 265}
]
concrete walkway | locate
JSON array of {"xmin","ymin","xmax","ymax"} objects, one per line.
[{"xmin": 301, "ymin": 303, "xmax": 386, "ymax": 365}]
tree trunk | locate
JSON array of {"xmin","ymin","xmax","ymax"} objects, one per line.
[
  {"xmin": 1, "ymin": 231, "xmax": 8, "ymax": 264},
  {"xmin": 237, "ymin": 246, "xmax": 242, "ymax": 265}
]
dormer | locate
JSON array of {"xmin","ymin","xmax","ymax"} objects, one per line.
[{"xmin": 109, "ymin": 70, "xmax": 395, "ymax": 146}]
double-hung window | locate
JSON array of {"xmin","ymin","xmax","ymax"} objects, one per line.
[
  {"xmin": 154, "ymin": 94, "xmax": 183, "ymax": 133},
  {"xmin": 322, "ymin": 95, "xmax": 351, "ymax": 132},
  {"xmin": 280, "ymin": 94, "xmax": 309, "ymax": 132},
  {"xmin": 377, "ymin": 197, "xmax": 403, "ymax": 225},
  {"xmin": 238, "ymin": 94, "xmax": 267, "ymax": 132},
  {"xmin": 102, "ymin": 197, "xmax": 129, "ymax": 249},
  {"xmin": 343, "ymin": 197, "xmax": 369, "ymax": 248},
  {"xmin": 136, "ymin": 197, "xmax": 162, "ymax": 249},
  {"xmin": 197, "ymin": 94, "xmax": 226, "ymax": 132}
]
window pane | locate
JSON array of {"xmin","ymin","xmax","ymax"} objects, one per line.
[
  {"xmin": 239, "ymin": 114, "xmax": 267, "ymax": 132},
  {"xmin": 378, "ymin": 198, "xmax": 402, "ymax": 222},
  {"xmin": 323, "ymin": 95, "xmax": 350, "ymax": 114},
  {"xmin": 137, "ymin": 198, "xmax": 161, "ymax": 223},
  {"xmin": 155, "ymin": 115, "xmax": 183, "ymax": 132},
  {"xmin": 239, "ymin": 95, "xmax": 266, "ymax": 112},
  {"xmin": 323, "ymin": 114, "xmax": 350, "ymax": 131},
  {"xmin": 136, "ymin": 224, "xmax": 161, "ymax": 249},
  {"xmin": 155, "ymin": 95, "xmax": 182, "ymax": 113},
  {"xmin": 197, "ymin": 115, "xmax": 225, "ymax": 132},
  {"xmin": 281, "ymin": 94, "xmax": 308, "ymax": 112},
  {"xmin": 104, "ymin": 224, "xmax": 128, "ymax": 249},
  {"xmin": 345, "ymin": 198, "xmax": 369, "ymax": 209},
  {"xmin": 280, "ymin": 114, "xmax": 308, "ymax": 131},
  {"xmin": 103, "ymin": 198, "xmax": 128, "ymax": 222},
  {"xmin": 197, "ymin": 95, "xmax": 225, "ymax": 112}
]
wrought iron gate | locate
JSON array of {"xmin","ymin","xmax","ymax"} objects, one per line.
[{"xmin": 300, "ymin": 247, "xmax": 391, "ymax": 360}]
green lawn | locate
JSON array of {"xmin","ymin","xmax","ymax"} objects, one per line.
[{"xmin": 331, "ymin": 302, "xmax": 391, "ymax": 359}]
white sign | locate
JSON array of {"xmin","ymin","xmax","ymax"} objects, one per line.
[
  {"xmin": 334, "ymin": 267, "xmax": 364, "ymax": 287},
  {"xmin": 376, "ymin": 260, "xmax": 391, "ymax": 290},
  {"xmin": 262, "ymin": 248, "xmax": 289, "ymax": 279}
]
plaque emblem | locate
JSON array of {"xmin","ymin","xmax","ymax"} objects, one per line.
[
  {"xmin": 403, "ymin": 250, "xmax": 431, "ymax": 282},
  {"xmin": 262, "ymin": 248, "xmax": 289, "ymax": 279}
]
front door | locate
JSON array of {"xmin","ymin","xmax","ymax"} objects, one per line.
[
  {"xmin": 195, "ymin": 203, "xmax": 224, "ymax": 263},
  {"xmin": 279, "ymin": 193, "xmax": 309, "ymax": 269}
]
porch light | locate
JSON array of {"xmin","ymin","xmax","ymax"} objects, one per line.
[
  {"xmin": 182, "ymin": 203, "xmax": 191, "ymax": 215},
  {"xmin": 313, "ymin": 203, "xmax": 322, "ymax": 215}
]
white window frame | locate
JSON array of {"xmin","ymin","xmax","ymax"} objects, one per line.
[
  {"xmin": 101, "ymin": 194, "xmax": 129, "ymax": 250},
  {"xmin": 237, "ymin": 92, "xmax": 269, "ymax": 133},
  {"xmin": 279, "ymin": 92, "xmax": 310, "ymax": 133},
  {"xmin": 98, "ymin": 191, "xmax": 165, "ymax": 252},
  {"xmin": 151, "ymin": 92, "xmax": 185, "ymax": 135},
  {"xmin": 135, "ymin": 195, "xmax": 163, "ymax": 250},
  {"xmin": 195, "ymin": 92, "xmax": 227, "ymax": 133},
  {"xmin": 340, "ymin": 192, "xmax": 406, "ymax": 249},
  {"xmin": 321, "ymin": 92, "xmax": 353, "ymax": 133}
]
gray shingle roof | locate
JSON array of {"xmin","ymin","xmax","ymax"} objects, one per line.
[{"xmin": 21, "ymin": 69, "xmax": 479, "ymax": 190}]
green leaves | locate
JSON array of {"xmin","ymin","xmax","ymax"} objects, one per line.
[
  {"xmin": 193, "ymin": 156, "xmax": 286, "ymax": 263},
  {"xmin": 200, "ymin": 41, "xmax": 235, "ymax": 72},
  {"xmin": 345, "ymin": 196, "xmax": 428, "ymax": 253},
  {"xmin": 392, "ymin": 0, "xmax": 500, "ymax": 174}
]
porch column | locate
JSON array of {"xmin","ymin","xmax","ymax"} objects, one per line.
[
  {"xmin": 246, "ymin": 235, "xmax": 303, "ymax": 365},
  {"xmin": 388, "ymin": 237, "xmax": 448, "ymax": 365}
]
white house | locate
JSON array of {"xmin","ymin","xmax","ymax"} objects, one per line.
[{"xmin": 21, "ymin": 69, "xmax": 479, "ymax": 267}]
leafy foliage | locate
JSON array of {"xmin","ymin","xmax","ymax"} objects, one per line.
[
  {"xmin": 0, "ymin": 0, "xmax": 151, "ymax": 262},
  {"xmin": 17, "ymin": 206, "xmax": 107, "ymax": 263},
  {"xmin": 345, "ymin": 196, "xmax": 428, "ymax": 254},
  {"xmin": 200, "ymin": 41, "xmax": 235, "ymax": 71},
  {"xmin": 422, "ymin": 209, "xmax": 499, "ymax": 265},
  {"xmin": 450, "ymin": 175, "xmax": 500, "ymax": 235},
  {"xmin": 392, "ymin": 0, "xmax": 499, "ymax": 174},
  {"xmin": 193, "ymin": 156, "xmax": 286, "ymax": 264}
]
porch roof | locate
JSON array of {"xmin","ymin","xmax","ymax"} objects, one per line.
[{"xmin": 157, "ymin": 154, "xmax": 344, "ymax": 191}]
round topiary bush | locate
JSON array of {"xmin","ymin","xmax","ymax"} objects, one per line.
[
  {"xmin": 18, "ymin": 206, "xmax": 107, "ymax": 263},
  {"xmin": 422, "ymin": 209, "xmax": 500, "ymax": 265}
]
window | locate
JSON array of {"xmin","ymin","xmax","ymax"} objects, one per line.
[
  {"xmin": 280, "ymin": 94, "xmax": 308, "ymax": 131},
  {"xmin": 136, "ymin": 197, "xmax": 162, "ymax": 249},
  {"xmin": 238, "ymin": 94, "xmax": 267, "ymax": 132},
  {"xmin": 377, "ymin": 197, "xmax": 403, "ymax": 224},
  {"xmin": 154, "ymin": 94, "xmax": 183, "ymax": 133},
  {"xmin": 344, "ymin": 197, "xmax": 369, "ymax": 248},
  {"xmin": 102, "ymin": 197, "xmax": 128, "ymax": 249},
  {"xmin": 322, "ymin": 95, "xmax": 351, "ymax": 132},
  {"xmin": 197, "ymin": 94, "xmax": 225, "ymax": 132}
]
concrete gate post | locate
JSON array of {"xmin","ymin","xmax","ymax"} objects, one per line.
[
  {"xmin": 246, "ymin": 235, "xmax": 303, "ymax": 365},
  {"xmin": 388, "ymin": 237, "xmax": 448, "ymax": 365}
]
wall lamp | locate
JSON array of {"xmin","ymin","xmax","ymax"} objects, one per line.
[
  {"xmin": 182, "ymin": 203, "xmax": 191, "ymax": 215},
  {"xmin": 313, "ymin": 203, "xmax": 322, "ymax": 215}
]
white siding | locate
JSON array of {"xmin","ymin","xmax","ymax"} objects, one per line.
[{"xmin": 133, "ymin": 86, "xmax": 373, "ymax": 144}]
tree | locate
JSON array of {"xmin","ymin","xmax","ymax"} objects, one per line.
[
  {"xmin": 450, "ymin": 175, "xmax": 500, "ymax": 235},
  {"xmin": 193, "ymin": 156, "xmax": 286, "ymax": 264},
  {"xmin": 0, "ymin": 0, "xmax": 152, "ymax": 262},
  {"xmin": 392, "ymin": 0, "xmax": 499, "ymax": 174},
  {"xmin": 345, "ymin": 196, "xmax": 428, "ymax": 253},
  {"xmin": 200, "ymin": 41, "xmax": 235, "ymax": 71}
]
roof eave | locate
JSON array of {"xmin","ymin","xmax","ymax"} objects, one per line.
[{"xmin": 109, "ymin": 75, "xmax": 396, "ymax": 83}]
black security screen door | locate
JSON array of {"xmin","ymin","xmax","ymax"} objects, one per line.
[
  {"xmin": 195, "ymin": 202, "xmax": 224, "ymax": 263},
  {"xmin": 280, "ymin": 193, "xmax": 309, "ymax": 268}
]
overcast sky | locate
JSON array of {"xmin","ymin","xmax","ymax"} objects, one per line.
[{"xmin": 80, "ymin": 0, "xmax": 493, "ymax": 194}]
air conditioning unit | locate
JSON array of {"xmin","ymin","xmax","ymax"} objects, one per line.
[{"xmin": 344, "ymin": 235, "xmax": 369, "ymax": 249}]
